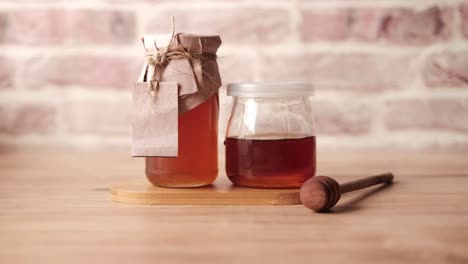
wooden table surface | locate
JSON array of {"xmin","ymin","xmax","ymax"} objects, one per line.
[{"xmin": 1, "ymin": 147, "xmax": 468, "ymax": 264}]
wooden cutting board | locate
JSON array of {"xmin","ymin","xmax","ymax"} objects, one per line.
[{"xmin": 110, "ymin": 177, "xmax": 301, "ymax": 205}]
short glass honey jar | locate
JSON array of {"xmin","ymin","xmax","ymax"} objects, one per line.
[{"xmin": 225, "ymin": 83, "xmax": 316, "ymax": 188}]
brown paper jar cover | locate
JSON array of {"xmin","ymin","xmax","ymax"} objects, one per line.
[{"xmin": 145, "ymin": 33, "xmax": 222, "ymax": 114}]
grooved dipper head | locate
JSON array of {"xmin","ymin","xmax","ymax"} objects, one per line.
[{"xmin": 299, "ymin": 176, "xmax": 341, "ymax": 212}]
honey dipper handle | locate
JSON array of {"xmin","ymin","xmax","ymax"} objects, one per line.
[{"xmin": 339, "ymin": 173, "xmax": 394, "ymax": 194}]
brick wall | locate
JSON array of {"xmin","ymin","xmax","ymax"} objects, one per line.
[{"xmin": 0, "ymin": 0, "xmax": 467, "ymax": 152}]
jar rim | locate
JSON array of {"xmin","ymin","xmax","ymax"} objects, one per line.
[{"xmin": 227, "ymin": 82, "xmax": 314, "ymax": 97}]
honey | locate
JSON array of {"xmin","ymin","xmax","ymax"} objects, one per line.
[
  {"xmin": 146, "ymin": 94, "xmax": 219, "ymax": 187},
  {"xmin": 225, "ymin": 136, "xmax": 316, "ymax": 188}
]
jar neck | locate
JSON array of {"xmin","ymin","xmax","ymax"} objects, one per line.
[{"xmin": 233, "ymin": 96, "xmax": 311, "ymax": 103}]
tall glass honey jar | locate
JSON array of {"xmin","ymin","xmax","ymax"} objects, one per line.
[
  {"xmin": 146, "ymin": 94, "xmax": 219, "ymax": 187},
  {"xmin": 133, "ymin": 33, "xmax": 222, "ymax": 188}
]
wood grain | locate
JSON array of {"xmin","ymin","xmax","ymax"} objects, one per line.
[
  {"xmin": 111, "ymin": 179, "xmax": 300, "ymax": 205},
  {"xmin": 1, "ymin": 147, "xmax": 468, "ymax": 264}
]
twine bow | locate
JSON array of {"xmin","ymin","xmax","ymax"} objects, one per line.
[
  {"xmin": 142, "ymin": 16, "xmax": 179, "ymax": 99},
  {"xmin": 145, "ymin": 49, "xmax": 194, "ymax": 98}
]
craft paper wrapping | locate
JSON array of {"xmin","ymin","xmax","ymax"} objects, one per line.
[{"xmin": 131, "ymin": 33, "xmax": 222, "ymax": 157}]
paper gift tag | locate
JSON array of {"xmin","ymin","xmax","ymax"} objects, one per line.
[{"xmin": 131, "ymin": 82, "xmax": 178, "ymax": 157}]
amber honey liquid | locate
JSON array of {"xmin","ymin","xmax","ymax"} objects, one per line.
[
  {"xmin": 146, "ymin": 94, "xmax": 219, "ymax": 187},
  {"xmin": 225, "ymin": 136, "xmax": 316, "ymax": 188}
]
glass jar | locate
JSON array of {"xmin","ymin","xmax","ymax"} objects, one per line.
[
  {"xmin": 146, "ymin": 93, "xmax": 219, "ymax": 188},
  {"xmin": 225, "ymin": 83, "xmax": 316, "ymax": 188}
]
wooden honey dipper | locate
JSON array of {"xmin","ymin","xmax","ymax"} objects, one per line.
[{"xmin": 299, "ymin": 173, "xmax": 394, "ymax": 212}]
